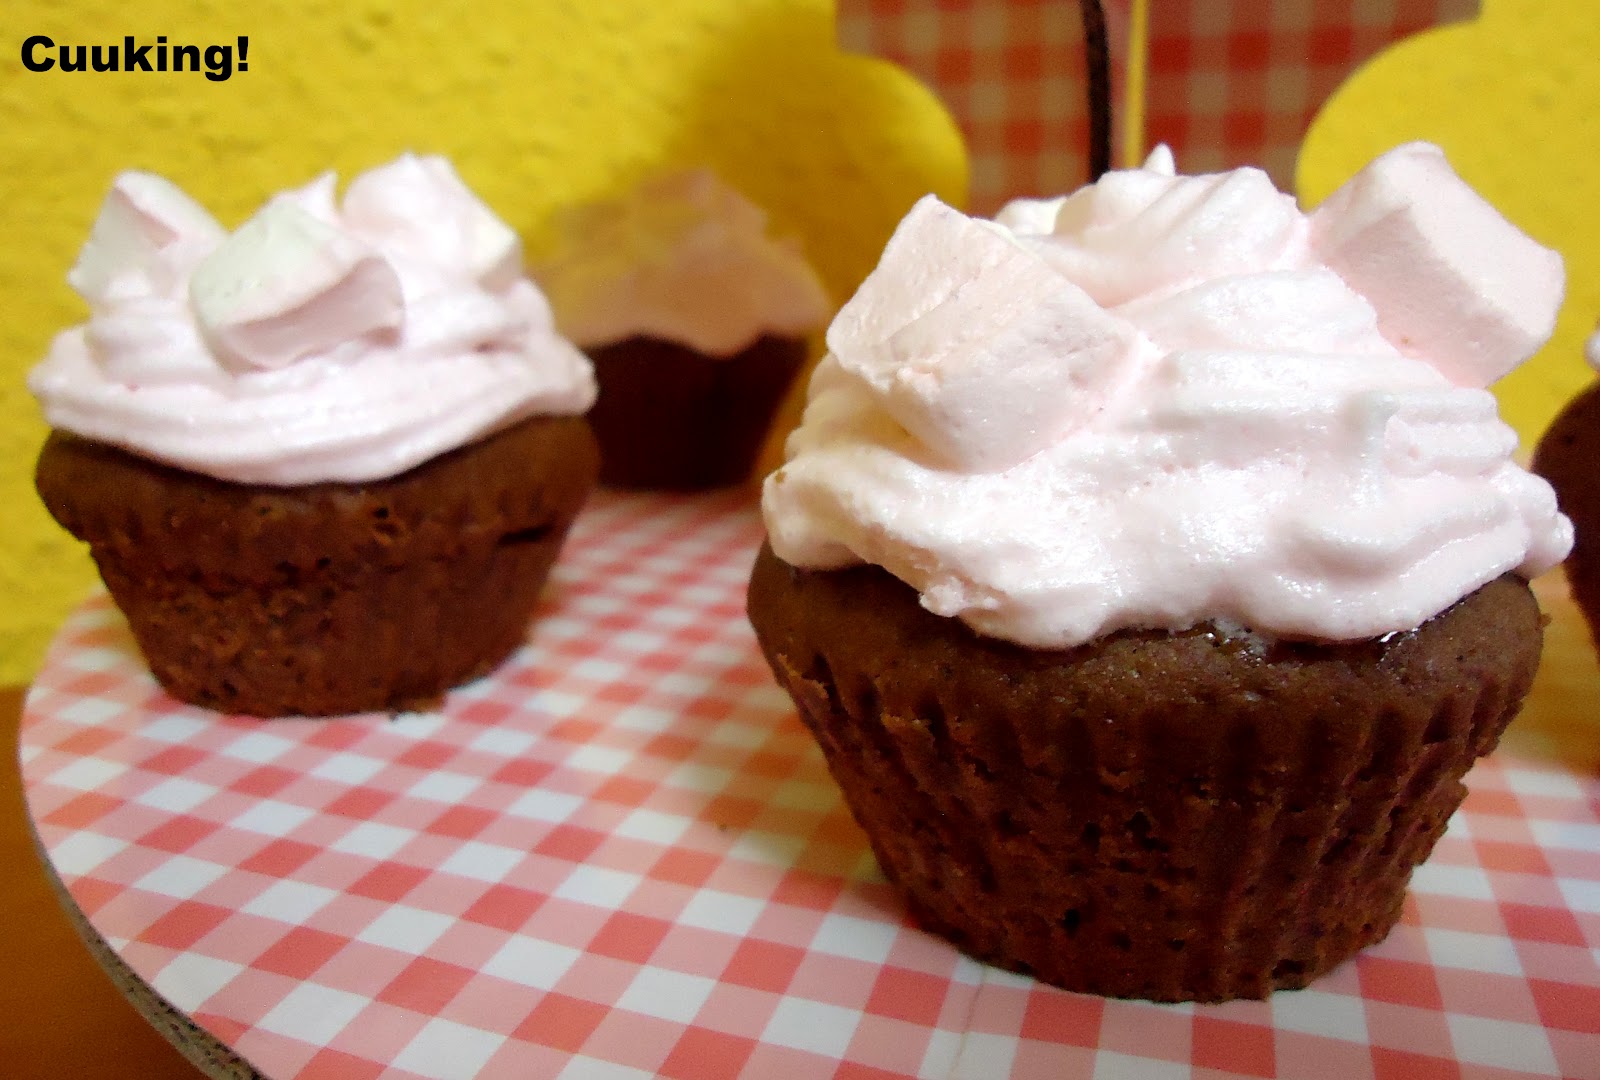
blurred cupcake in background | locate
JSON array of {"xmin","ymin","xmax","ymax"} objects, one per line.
[
  {"xmin": 1533, "ymin": 325, "xmax": 1600, "ymax": 652},
  {"xmin": 535, "ymin": 168, "xmax": 830, "ymax": 490}
]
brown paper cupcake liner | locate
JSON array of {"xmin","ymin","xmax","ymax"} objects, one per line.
[
  {"xmin": 748, "ymin": 544, "xmax": 1543, "ymax": 1002},
  {"xmin": 585, "ymin": 334, "xmax": 807, "ymax": 491},
  {"xmin": 36, "ymin": 415, "xmax": 598, "ymax": 579},
  {"xmin": 37, "ymin": 415, "xmax": 598, "ymax": 717},
  {"xmin": 1533, "ymin": 380, "xmax": 1600, "ymax": 650}
]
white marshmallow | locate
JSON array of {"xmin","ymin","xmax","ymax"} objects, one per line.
[
  {"xmin": 829, "ymin": 196, "xmax": 1141, "ymax": 471},
  {"xmin": 189, "ymin": 197, "xmax": 403, "ymax": 370},
  {"xmin": 1310, "ymin": 142, "xmax": 1564, "ymax": 388},
  {"xmin": 68, "ymin": 171, "xmax": 226, "ymax": 304}
]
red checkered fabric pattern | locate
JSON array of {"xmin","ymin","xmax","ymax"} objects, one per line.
[
  {"xmin": 21, "ymin": 492, "xmax": 1600, "ymax": 1080},
  {"xmin": 837, "ymin": 0, "xmax": 1134, "ymax": 215},
  {"xmin": 1142, "ymin": 0, "xmax": 1478, "ymax": 190},
  {"xmin": 839, "ymin": 0, "xmax": 1477, "ymax": 208}
]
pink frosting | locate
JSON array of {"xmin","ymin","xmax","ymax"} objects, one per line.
[
  {"xmin": 762, "ymin": 145, "xmax": 1573, "ymax": 647},
  {"xmin": 30, "ymin": 155, "xmax": 595, "ymax": 486}
]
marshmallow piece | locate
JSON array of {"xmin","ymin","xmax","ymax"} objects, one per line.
[
  {"xmin": 190, "ymin": 197, "xmax": 404, "ymax": 370},
  {"xmin": 1310, "ymin": 142, "xmax": 1564, "ymax": 388},
  {"xmin": 343, "ymin": 153, "xmax": 523, "ymax": 291},
  {"xmin": 830, "ymin": 196, "xmax": 1141, "ymax": 471},
  {"xmin": 68, "ymin": 171, "xmax": 226, "ymax": 304}
]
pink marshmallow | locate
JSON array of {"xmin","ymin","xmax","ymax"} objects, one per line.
[
  {"xmin": 189, "ymin": 197, "xmax": 404, "ymax": 371},
  {"xmin": 68, "ymin": 171, "xmax": 226, "ymax": 304},
  {"xmin": 1310, "ymin": 142, "xmax": 1563, "ymax": 388},
  {"xmin": 829, "ymin": 196, "xmax": 1141, "ymax": 471}
]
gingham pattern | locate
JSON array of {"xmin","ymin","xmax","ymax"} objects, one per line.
[
  {"xmin": 21, "ymin": 491, "xmax": 1600, "ymax": 1080},
  {"xmin": 838, "ymin": 0, "xmax": 1477, "ymax": 207},
  {"xmin": 1143, "ymin": 0, "xmax": 1480, "ymax": 190},
  {"xmin": 837, "ymin": 0, "xmax": 1134, "ymax": 215}
]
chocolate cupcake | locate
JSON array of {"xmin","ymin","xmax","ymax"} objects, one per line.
[
  {"xmin": 30, "ymin": 157, "xmax": 598, "ymax": 717},
  {"xmin": 1532, "ymin": 332, "xmax": 1600, "ymax": 650},
  {"xmin": 749, "ymin": 144, "xmax": 1571, "ymax": 1002},
  {"xmin": 750, "ymin": 550, "xmax": 1540, "ymax": 1001},
  {"xmin": 535, "ymin": 169, "xmax": 829, "ymax": 490}
]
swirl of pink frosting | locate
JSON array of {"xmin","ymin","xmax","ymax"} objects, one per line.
[
  {"xmin": 29, "ymin": 155, "xmax": 596, "ymax": 486},
  {"xmin": 762, "ymin": 144, "xmax": 1573, "ymax": 647}
]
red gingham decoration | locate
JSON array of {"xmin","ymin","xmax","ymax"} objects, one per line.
[
  {"xmin": 1143, "ymin": 0, "xmax": 1480, "ymax": 191},
  {"xmin": 837, "ymin": 0, "xmax": 1134, "ymax": 215},
  {"xmin": 21, "ymin": 492, "xmax": 1600, "ymax": 1079},
  {"xmin": 839, "ymin": 0, "xmax": 1478, "ymax": 209}
]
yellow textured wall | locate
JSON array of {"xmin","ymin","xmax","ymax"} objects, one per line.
[
  {"xmin": 1298, "ymin": 0, "xmax": 1600, "ymax": 444},
  {"xmin": 0, "ymin": 0, "xmax": 965, "ymax": 683}
]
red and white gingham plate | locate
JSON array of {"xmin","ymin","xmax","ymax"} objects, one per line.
[{"xmin": 20, "ymin": 491, "xmax": 1600, "ymax": 1080}]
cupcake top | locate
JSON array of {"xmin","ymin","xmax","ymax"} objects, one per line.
[
  {"xmin": 762, "ymin": 143, "xmax": 1573, "ymax": 649},
  {"xmin": 29, "ymin": 154, "xmax": 596, "ymax": 486},
  {"xmin": 533, "ymin": 168, "xmax": 830, "ymax": 356}
]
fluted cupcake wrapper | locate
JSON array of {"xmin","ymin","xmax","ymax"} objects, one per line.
[
  {"xmin": 585, "ymin": 335, "xmax": 807, "ymax": 491},
  {"xmin": 37, "ymin": 415, "xmax": 599, "ymax": 718},
  {"xmin": 1533, "ymin": 380, "xmax": 1600, "ymax": 652},
  {"xmin": 747, "ymin": 544, "xmax": 1543, "ymax": 1003}
]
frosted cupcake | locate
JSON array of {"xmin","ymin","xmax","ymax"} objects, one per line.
[
  {"xmin": 748, "ymin": 144, "xmax": 1571, "ymax": 1001},
  {"xmin": 32, "ymin": 155, "xmax": 598, "ymax": 718},
  {"xmin": 1532, "ymin": 327, "xmax": 1600, "ymax": 650},
  {"xmin": 535, "ymin": 169, "xmax": 829, "ymax": 490}
]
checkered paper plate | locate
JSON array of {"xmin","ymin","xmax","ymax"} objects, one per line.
[{"xmin": 20, "ymin": 491, "xmax": 1600, "ymax": 1080}]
